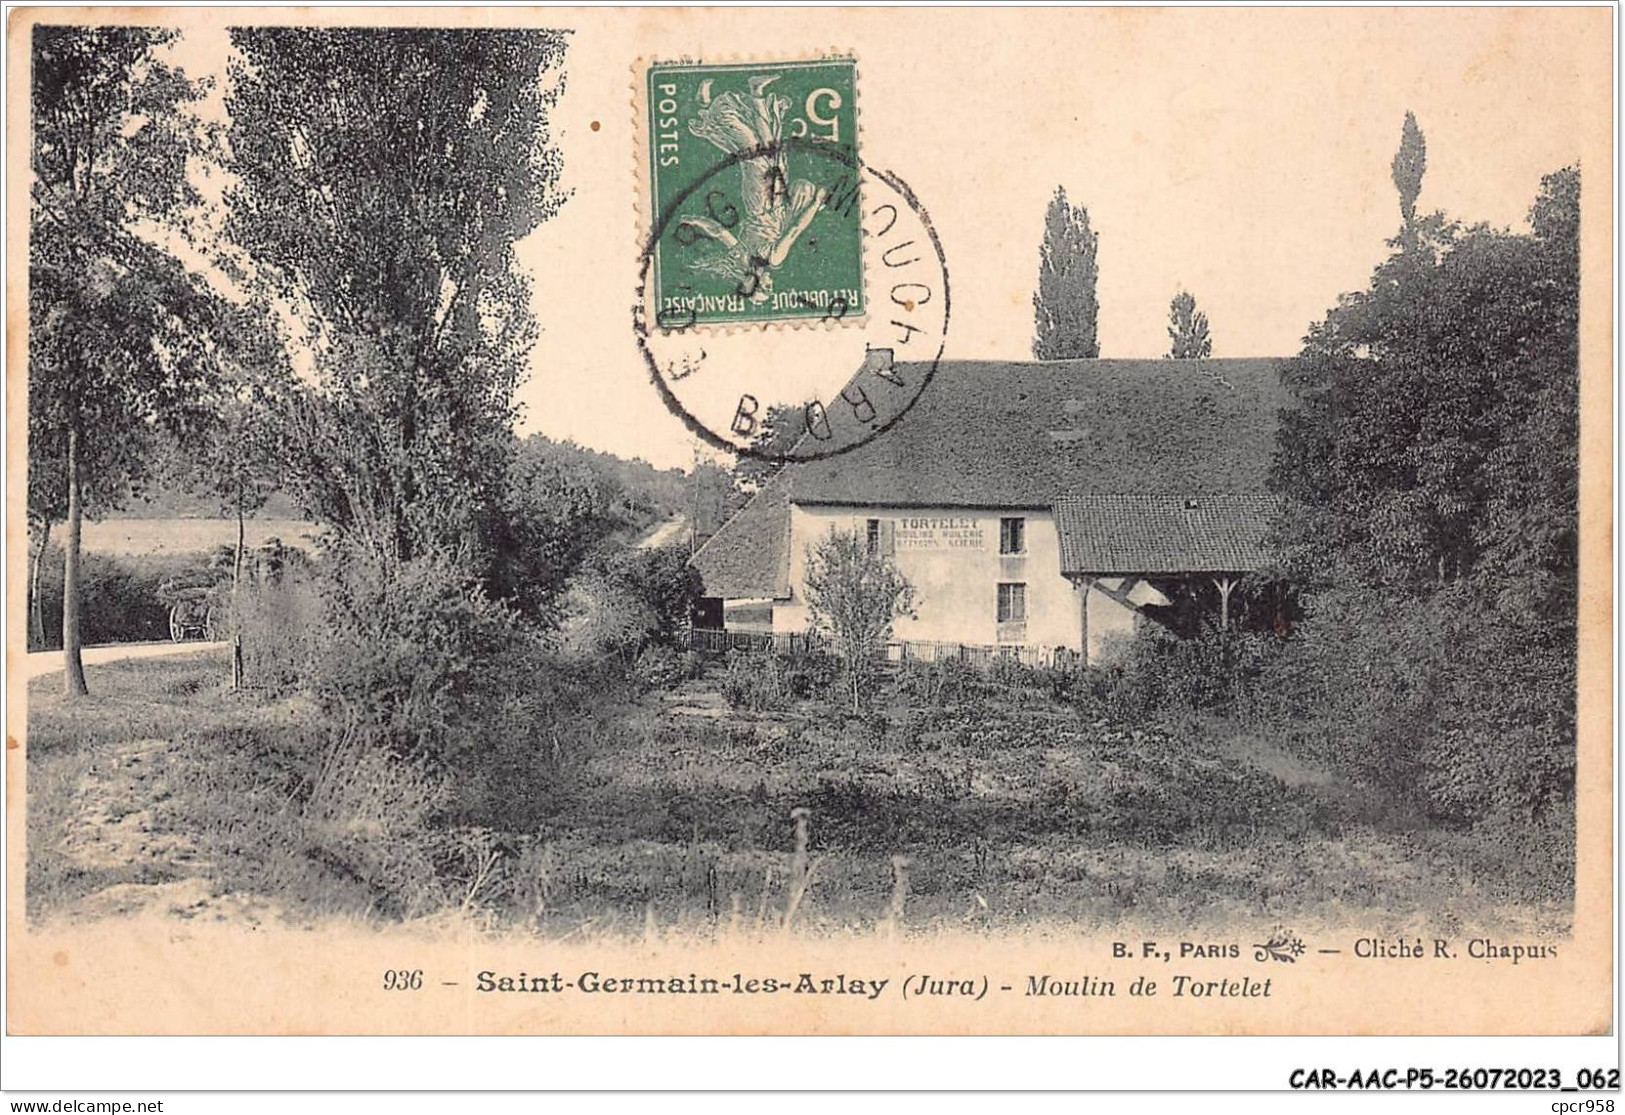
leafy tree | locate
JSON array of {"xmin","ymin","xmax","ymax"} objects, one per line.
[
  {"xmin": 30, "ymin": 25, "xmax": 221, "ymax": 695},
  {"xmin": 485, "ymin": 442, "xmax": 630, "ymax": 627},
  {"xmin": 509, "ymin": 432, "xmax": 700, "ymax": 535},
  {"xmin": 580, "ymin": 544, "xmax": 701, "ymax": 662},
  {"xmin": 1166, "ymin": 289, "xmax": 1212, "ymax": 359},
  {"xmin": 224, "ymin": 28, "xmax": 569, "ymax": 576},
  {"xmin": 732, "ymin": 402, "xmax": 805, "ymax": 492},
  {"xmin": 802, "ymin": 527, "xmax": 917, "ymax": 713},
  {"xmin": 1270, "ymin": 134, "xmax": 1579, "ymax": 826},
  {"xmin": 612, "ymin": 545, "xmax": 701, "ymax": 647},
  {"xmin": 1274, "ymin": 175, "xmax": 1575, "ymax": 591},
  {"xmin": 1032, "ymin": 186, "xmax": 1100, "ymax": 360}
]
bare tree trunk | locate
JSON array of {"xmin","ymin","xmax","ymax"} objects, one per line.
[
  {"xmin": 689, "ymin": 446, "xmax": 701, "ymax": 556},
  {"xmin": 30, "ymin": 518, "xmax": 51, "ymax": 649},
  {"xmin": 62, "ymin": 426, "xmax": 88, "ymax": 697},
  {"xmin": 231, "ymin": 491, "xmax": 245, "ymax": 690}
]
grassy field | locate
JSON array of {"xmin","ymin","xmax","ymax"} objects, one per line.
[
  {"xmin": 26, "ymin": 652, "xmax": 1569, "ymax": 937},
  {"xmin": 76, "ymin": 517, "xmax": 319, "ymax": 556}
]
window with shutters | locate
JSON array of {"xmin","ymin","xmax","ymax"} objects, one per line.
[
  {"xmin": 864, "ymin": 519, "xmax": 895, "ymax": 557},
  {"xmin": 999, "ymin": 517, "xmax": 1026, "ymax": 555},
  {"xmin": 996, "ymin": 582, "xmax": 1027, "ymax": 623}
]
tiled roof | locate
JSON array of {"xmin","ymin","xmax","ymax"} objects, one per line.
[
  {"xmin": 791, "ymin": 358, "xmax": 1292, "ymax": 506},
  {"xmin": 689, "ymin": 469, "xmax": 792, "ymax": 599},
  {"xmin": 1054, "ymin": 492, "xmax": 1277, "ymax": 574},
  {"xmin": 688, "ymin": 358, "xmax": 1291, "ymax": 596}
]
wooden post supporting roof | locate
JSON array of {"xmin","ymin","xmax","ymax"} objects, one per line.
[
  {"xmin": 1214, "ymin": 576, "xmax": 1237, "ymax": 630},
  {"xmin": 1086, "ymin": 576, "xmax": 1142, "ymax": 612},
  {"xmin": 1076, "ymin": 576, "xmax": 1093, "ymax": 669}
]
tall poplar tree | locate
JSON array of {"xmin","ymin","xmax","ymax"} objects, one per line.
[
  {"xmin": 1166, "ymin": 289, "xmax": 1213, "ymax": 359},
  {"xmin": 1032, "ymin": 186, "xmax": 1100, "ymax": 360},
  {"xmin": 30, "ymin": 25, "xmax": 221, "ymax": 695},
  {"xmin": 224, "ymin": 28, "xmax": 569, "ymax": 570},
  {"xmin": 1392, "ymin": 110, "xmax": 1427, "ymax": 247}
]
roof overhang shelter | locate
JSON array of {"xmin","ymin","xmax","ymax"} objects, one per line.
[{"xmin": 1054, "ymin": 491, "xmax": 1277, "ymax": 663}]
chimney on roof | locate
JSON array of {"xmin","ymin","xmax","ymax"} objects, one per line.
[{"xmin": 861, "ymin": 347, "xmax": 895, "ymax": 375}]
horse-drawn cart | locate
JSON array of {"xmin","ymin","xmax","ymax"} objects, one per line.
[{"xmin": 157, "ymin": 575, "xmax": 223, "ymax": 643}]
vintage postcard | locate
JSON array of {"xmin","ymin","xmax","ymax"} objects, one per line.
[{"xmin": 3, "ymin": 5, "xmax": 1614, "ymax": 1047}]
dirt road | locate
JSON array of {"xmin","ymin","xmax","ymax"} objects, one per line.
[
  {"xmin": 18, "ymin": 640, "xmax": 228, "ymax": 682},
  {"xmin": 634, "ymin": 514, "xmax": 688, "ymax": 550}
]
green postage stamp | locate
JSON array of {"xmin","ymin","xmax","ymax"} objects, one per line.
[{"xmin": 645, "ymin": 57, "xmax": 862, "ymax": 328}]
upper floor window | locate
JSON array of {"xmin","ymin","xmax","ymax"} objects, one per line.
[
  {"xmin": 866, "ymin": 518, "xmax": 882, "ymax": 555},
  {"xmin": 999, "ymin": 516, "xmax": 1026, "ymax": 555}
]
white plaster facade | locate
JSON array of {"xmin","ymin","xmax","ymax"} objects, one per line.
[{"xmin": 773, "ymin": 503, "xmax": 1166, "ymax": 659}]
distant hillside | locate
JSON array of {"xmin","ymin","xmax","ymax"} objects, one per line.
[
  {"xmin": 514, "ymin": 434, "xmax": 740, "ymax": 545},
  {"xmin": 104, "ymin": 434, "xmax": 741, "ymax": 545},
  {"xmin": 104, "ymin": 484, "xmax": 305, "ymax": 521},
  {"xmin": 517, "ymin": 435, "xmax": 688, "ymax": 520}
]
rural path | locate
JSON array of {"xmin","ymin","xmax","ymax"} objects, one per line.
[
  {"xmin": 634, "ymin": 514, "xmax": 688, "ymax": 550},
  {"xmin": 19, "ymin": 640, "xmax": 227, "ymax": 682},
  {"xmin": 50, "ymin": 733, "xmax": 282, "ymax": 926},
  {"xmin": 25, "ymin": 640, "xmax": 282, "ymax": 926}
]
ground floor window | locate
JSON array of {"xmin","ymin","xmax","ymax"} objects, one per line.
[
  {"xmin": 996, "ymin": 582, "xmax": 1027, "ymax": 623},
  {"xmin": 866, "ymin": 518, "xmax": 881, "ymax": 555}
]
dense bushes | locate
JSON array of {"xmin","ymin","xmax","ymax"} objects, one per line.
[
  {"xmin": 573, "ymin": 543, "xmax": 701, "ymax": 662},
  {"xmin": 719, "ymin": 652, "xmax": 780, "ymax": 711},
  {"xmin": 1084, "ymin": 723, "xmax": 1319, "ymax": 848},
  {"xmin": 236, "ymin": 564, "xmax": 322, "ymax": 692},
  {"xmin": 1404, "ymin": 583, "xmax": 1576, "ymax": 824},
  {"xmin": 212, "ymin": 452, "xmax": 708, "ymax": 920},
  {"xmin": 439, "ymin": 647, "xmax": 631, "ymax": 833},
  {"xmin": 27, "ymin": 544, "xmax": 221, "ymax": 650},
  {"xmin": 1261, "ymin": 162, "xmax": 1579, "ymax": 857},
  {"xmin": 29, "ymin": 537, "xmax": 315, "ymax": 653},
  {"xmin": 893, "ymin": 656, "xmax": 980, "ymax": 707},
  {"xmin": 1077, "ymin": 626, "xmax": 1280, "ymax": 722},
  {"xmin": 629, "ymin": 643, "xmax": 704, "ymax": 692},
  {"xmin": 234, "ymin": 537, "xmax": 666, "ymax": 857},
  {"xmin": 890, "ymin": 654, "xmax": 1075, "ymax": 708},
  {"xmin": 311, "ymin": 547, "xmax": 523, "ymax": 766},
  {"xmin": 1266, "ymin": 586, "xmax": 1575, "ymax": 827},
  {"xmin": 239, "ymin": 544, "xmax": 511, "ymax": 727},
  {"xmin": 720, "ymin": 649, "xmax": 838, "ymax": 712},
  {"xmin": 1084, "ymin": 586, "xmax": 1576, "ymax": 840},
  {"xmin": 597, "ymin": 545, "xmax": 701, "ymax": 648}
]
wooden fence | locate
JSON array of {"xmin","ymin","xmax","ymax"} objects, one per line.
[
  {"xmin": 688, "ymin": 628, "xmax": 1079, "ymax": 671},
  {"xmin": 882, "ymin": 639, "xmax": 1079, "ymax": 671},
  {"xmin": 688, "ymin": 628, "xmax": 823, "ymax": 656}
]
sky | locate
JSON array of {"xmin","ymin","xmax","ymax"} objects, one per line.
[{"xmin": 156, "ymin": 8, "xmax": 1610, "ymax": 472}]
